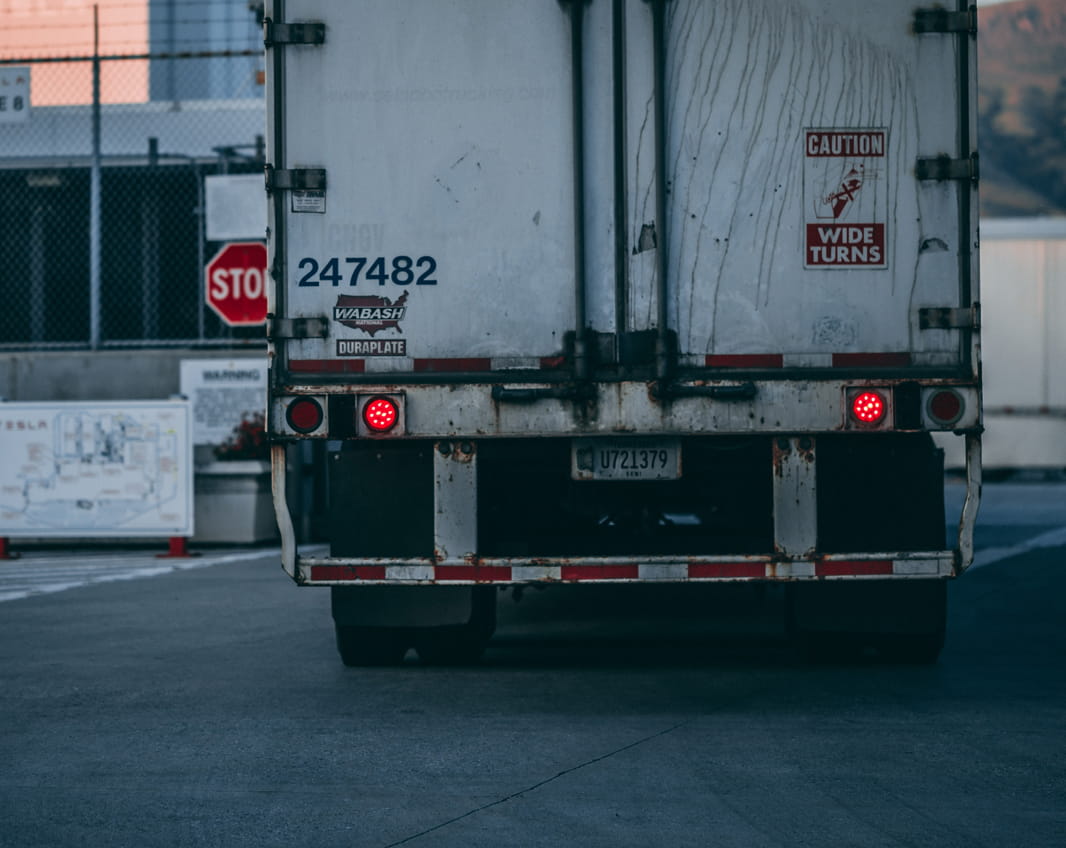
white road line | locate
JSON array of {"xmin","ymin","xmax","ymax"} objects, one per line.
[
  {"xmin": 968, "ymin": 526, "xmax": 1066, "ymax": 571},
  {"xmin": 0, "ymin": 548, "xmax": 284, "ymax": 603},
  {"xmin": 2, "ymin": 529, "xmax": 1061, "ymax": 602}
]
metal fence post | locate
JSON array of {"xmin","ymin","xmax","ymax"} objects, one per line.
[
  {"xmin": 89, "ymin": 5, "xmax": 102, "ymax": 350},
  {"xmin": 142, "ymin": 138, "xmax": 160, "ymax": 340},
  {"xmin": 195, "ymin": 159, "xmax": 206, "ymax": 342}
]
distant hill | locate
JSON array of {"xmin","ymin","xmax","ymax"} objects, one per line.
[{"xmin": 979, "ymin": 0, "xmax": 1066, "ymax": 217}]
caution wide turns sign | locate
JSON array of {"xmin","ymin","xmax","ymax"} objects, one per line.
[{"xmin": 804, "ymin": 129, "xmax": 888, "ymax": 270}]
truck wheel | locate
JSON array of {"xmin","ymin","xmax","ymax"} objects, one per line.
[
  {"xmin": 872, "ymin": 628, "xmax": 946, "ymax": 665},
  {"xmin": 788, "ymin": 580, "xmax": 947, "ymax": 665},
  {"xmin": 797, "ymin": 629, "xmax": 945, "ymax": 665},
  {"xmin": 334, "ymin": 625, "xmax": 409, "ymax": 667},
  {"xmin": 413, "ymin": 626, "xmax": 491, "ymax": 665},
  {"xmin": 878, "ymin": 580, "xmax": 947, "ymax": 665},
  {"xmin": 413, "ymin": 586, "xmax": 496, "ymax": 665}
]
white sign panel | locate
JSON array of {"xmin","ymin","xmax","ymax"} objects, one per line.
[
  {"xmin": 0, "ymin": 401, "xmax": 193, "ymax": 538},
  {"xmin": 180, "ymin": 358, "xmax": 266, "ymax": 446},
  {"xmin": 804, "ymin": 129, "xmax": 888, "ymax": 269},
  {"xmin": 0, "ymin": 66, "xmax": 30, "ymax": 124},
  {"xmin": 204, "ymin": 174, "xmax": 265, "ymax": 242}
]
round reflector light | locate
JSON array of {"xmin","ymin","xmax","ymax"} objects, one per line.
[
  {"xmin": 927, "ymin": 389, "xmax": 964, "ymax": 426},
  {"xmin": 852, "ymin": 391, "xmax": 887, "ymax": 424},
  {"xmin": 363, "ymin": 396, "xmax": 399, "ymax": 432},
  {"xmin": 286, "ymin": 397, "xmax": 324, "ymax": 433}
]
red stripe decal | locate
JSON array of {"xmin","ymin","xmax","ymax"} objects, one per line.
[
  {"xmin": 290, "ymin": 359, "xmax": 366, "ymax": 373},
  {"xmin": 540, "ymin": 355, "xmax": 568, "ymax": 370},
  {"xmin": 689, "ymin": 562, "xmax": 766, "ymax": 579},
  {"xmin": 413, "ymin": 358, "xmax": 493, "ymax": 373},
  {"xmin": 561, "ymin": 564, "xmax": 640, "ymax": 581},
  {"xmin": 705, "ymin": 354, "xmax": 784, "ymax": 368},
  {"xmin": 816, "ymin": 560, "xmax": 893, "ymax": 577},
  {"xmin": 435, "ymin": 565, "xmax": 512, "ymax": 582},
  {"xmin": 831, "ymin": 353, "xmax": 911, "ymax": 368},
  {"xmin": 310, "ymin": 565, "xmax": 386, "ymax": 581}
]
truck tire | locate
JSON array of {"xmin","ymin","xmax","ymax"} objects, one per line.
[
  {"xmin": 871, "ymin": 623, "xmax": 946, "ymax": 665},
  {"xmin": 788, "ymin": 580, "xmax": 947, "ymax": 665},
  {"xmin": 413, "ymin": 586, "xmax": 497, "ymax": 665},
  {"xmin": 334, "ymin": 626, "xmax": 410, "ymax": 667},
  {"xmin": 413, "ymin": 625, "xmax": 491, "ymax": 665}
]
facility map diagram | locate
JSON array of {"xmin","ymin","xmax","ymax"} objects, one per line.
[{"xmin": 0, "ymin": 402, "xmax": 192, "ymax": 537}]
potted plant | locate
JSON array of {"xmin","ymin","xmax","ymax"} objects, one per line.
[
  {"xmin": 214, "ymin": 412, "xmax": 269, "ymax": 462},
  {"xmin": 194, "ymin": 412, "xmax": 277, "ymax": 544}
]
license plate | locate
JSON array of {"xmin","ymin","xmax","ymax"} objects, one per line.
[{"xmin": 571, "ymin": 439, "xmax": 682, "ymax": 481}]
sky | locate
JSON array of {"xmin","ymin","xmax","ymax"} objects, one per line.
[
  {"xmin": 0, "ymin": 0, "xmax": 148, "ymax": 104},
  {"xmin": 0, "ymin": 0, "xmax": 1035, "ymax": 107}
]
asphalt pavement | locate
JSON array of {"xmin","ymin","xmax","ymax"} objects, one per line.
[{"xmin": 0, "ymin": 481, "xmax": 1064, "ymax": 848}]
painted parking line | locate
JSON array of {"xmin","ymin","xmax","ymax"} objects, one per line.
[
  {"xmin": 0, "ymin": 549, "xmax": 290, "ymax": 603},
  {"xmin": 968, "ymin": 526, "xmax": 1066, "ymax": 571},
  {"xmin": 4, "ymin": 523, "xmax": 1061, "ymax": 602}
]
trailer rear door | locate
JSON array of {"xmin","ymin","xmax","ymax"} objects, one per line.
[
  {"xmin": 269, "ymin": 0, "xmax": 578, "ymax": 375},
  {"xmin": 268, "ymin": 0, "xmax": 976, "ymax": 379}
]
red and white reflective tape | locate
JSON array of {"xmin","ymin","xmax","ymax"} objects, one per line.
[
  {"xmin": 704, "ymin": 353, "xmax": 912, "ymax": 368},
  {"xmin": 705, "ymin": 354, "xmax": 785, "ymax": 368},
  {"xmin": 289, "ymin": 357, "xmax": 566, "ymax": 374},
  {"xmin": 290, "ymin": 359, "xmax": 366, "ymax": 374},
  {"xmin": 830, "ymin": 352, "xmax": 912, "ymax": 367},
  {"xmin": 293, "ymin": 354, "xmax": 913, "ymax": 374},
  {"xmin": 304, "ymin": 554, "xmax": 953, "ymax": 584}
]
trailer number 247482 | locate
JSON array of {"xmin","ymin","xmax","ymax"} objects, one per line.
[{"xmin": 297, "ymin": 256, "xmax": 438, "ymax": 287}]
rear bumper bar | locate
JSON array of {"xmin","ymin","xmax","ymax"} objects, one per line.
[
  {"xmin": 295, "ymin": 551, "xmax": 956, "ymax": 586},
  {"xmin": 273, "ymin": 432, "xmax": 983, "ymax": 584}
]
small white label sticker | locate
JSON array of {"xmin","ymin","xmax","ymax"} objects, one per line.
[{"xmin": 291, "ymin": 190, "xmax": 326, "ymax": 214}]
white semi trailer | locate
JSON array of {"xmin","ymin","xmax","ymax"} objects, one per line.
[
  {"xmin": 264, "ymin": 0, "xmax": 982, "ymax": 664},
  {"xmin": 948, "ymin": 218, "xmax": 1064, "ymax": 472}
]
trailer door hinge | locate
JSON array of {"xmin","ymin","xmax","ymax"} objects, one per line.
[
  {"xmin": 265, "ymin": 165, "xmax": 327, "ymax": 193},
  {"xmin": 263, "ymin": 19, "xmax": 326, "ymax": 48},
  {"xmin": 916, "ymin": 153, "xmax": 979, "ymax": 184},
  {"xmin": 268, "ymin": 316, "xmax": 329, "ymax": 340},
  {"xmin": 912, "ymin": 7, "xmax": 977, "ymax": 36},
  {"xmin": 919, "ymin": 305, "xmax": 979, "ymax": 331}
]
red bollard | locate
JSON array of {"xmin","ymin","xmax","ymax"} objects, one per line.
[{"xmin": 156, "ymin": 536, "xmax": 199, "ymax": 559}]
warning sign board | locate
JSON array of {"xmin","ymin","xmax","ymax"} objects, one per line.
[
  {"xmin": 804, "ymin": 129, "xmax": 887, "ymax": 269},
  {"xmin": 0, "ymin": 400, "xmax": 192, "ymax": 538}
]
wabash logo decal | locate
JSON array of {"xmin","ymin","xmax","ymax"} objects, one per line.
[
  {"xmin": 333, "ymin": 292, "xmax": 408, "ymax": 336},
  {"xmin": 804, "ymin": 129, "xmax": 888, "ymax": 269},
  {"xmin": 334, "ymin": 292, "xmax": 408, "ymax": 357}
]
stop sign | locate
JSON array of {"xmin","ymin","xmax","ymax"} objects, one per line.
[{"xmin": 205, "ymin": 242, "xmax": 268, "ymax": 326}]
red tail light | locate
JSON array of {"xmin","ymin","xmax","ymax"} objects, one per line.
[
  {"xmin": 362, "ymin": 396, "xmax": 399, "ymax": 432},
  {"xmin": 851, "ymin": 390, "xmax": 887, "ymax": 424},
  {"xmin": 355, "ymin": 393, "xmax": 405, "ymax": 437},
  {"xmin": 286, "ymin": 397, "xmax": 324, "ymax": 433}
]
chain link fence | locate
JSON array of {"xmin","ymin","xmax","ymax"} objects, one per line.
[{"xmin": 1, "ymin": 2, "xmax": 267, "ymax": 351}]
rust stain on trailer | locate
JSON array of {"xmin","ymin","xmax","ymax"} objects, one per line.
[
  {"xmin": 772, "ymin": 436, "xmax": 815, "ymax": 476},
  {"xmin": 436, "ymin": 441, "xmax": 475, "ymax": 463},
  {"xmin": 765, "ymin": 560, "xmax": 789, "ymax": 580},
  {"xmin": 772, "ymin": 437, "xmax": 790, "ymax": 477}
]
